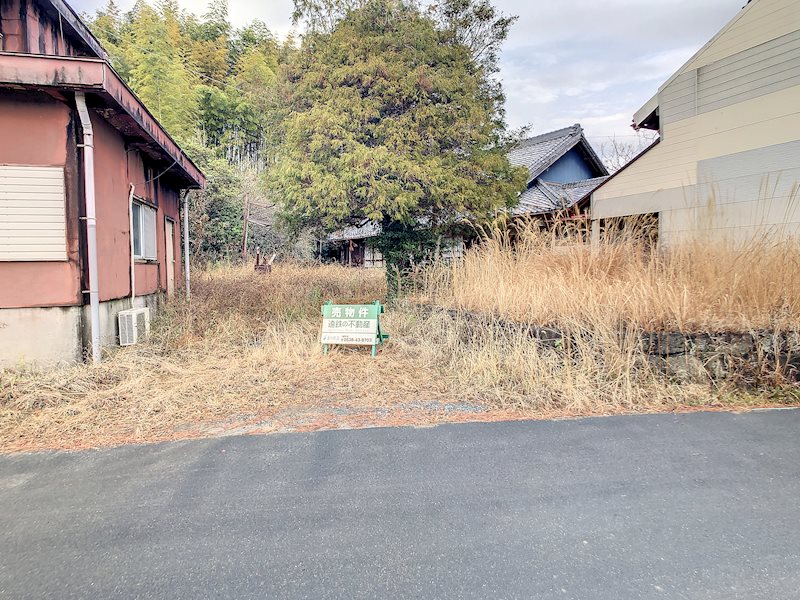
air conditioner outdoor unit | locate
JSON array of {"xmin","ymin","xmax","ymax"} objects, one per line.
[{"xmin": 118, "ymin": 307, "xmax": 151, "ymax": 346}]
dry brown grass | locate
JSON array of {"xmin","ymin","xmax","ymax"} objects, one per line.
[
  {"xmin": 0, "ymin": 264, "xmax": 401, "ymax": 451},
  {"xmin": 2, "ymin": 239, "xmax": 797, "ymax": 453},
  {"xmin": 420, "ymin": 221, "xmax": 800, "ymax": 333}
]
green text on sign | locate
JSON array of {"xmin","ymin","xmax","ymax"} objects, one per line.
[{"xmin": 320, "ymin": 301, "xmax": 388, "ymax": 356}]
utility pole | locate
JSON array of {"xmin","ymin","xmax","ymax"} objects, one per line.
[
  {"xmin": 241, "ymin": 193, "xmax": 250, "ymax": 261},
  {"xmin": 182, "ymin": 190, "xmax": 191, "ymax": 300}
]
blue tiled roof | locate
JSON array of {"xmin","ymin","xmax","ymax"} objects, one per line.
[{"xmin": 507, "ymin": 124, "xmax": 607, "ymax": 184}]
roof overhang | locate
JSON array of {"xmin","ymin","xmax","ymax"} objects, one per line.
[
  {"xmin": 328, "ymin": 220, "xmax": 382, "ymax": 242},
  {"xmin": 575, "ymin": 136, "xmax": 610, "ymax": 178},
  {"xmin": 0, "ymin": 52, "xmax": 205, "ymax": 188},
  {"xmin": 633, "ymin": 93, "xmax": 659, "ymax": 131},
  {"xmin": 47, "ymin": 0, "xmax": 110, "ymax": 60}
]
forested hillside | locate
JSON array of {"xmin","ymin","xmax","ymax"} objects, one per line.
[
  {"xmin": 86, "ymin": 0, "xmax": 292, "ymax": 260},
  {"xmin": 85, "ymin": 0, "xmax": 523, "ymax": 266}
]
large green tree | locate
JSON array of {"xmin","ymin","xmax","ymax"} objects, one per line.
[{"xmin": 269, "ymin": 0, "xmax": 525, "ymax": 288}]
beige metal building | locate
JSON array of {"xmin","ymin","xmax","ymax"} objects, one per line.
[{"xmin": 590, "ymin": 0, "xmax": 800, "ymax": 245}]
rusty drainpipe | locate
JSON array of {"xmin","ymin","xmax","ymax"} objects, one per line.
[{"xmin": 75, "ymin": 93, "xmax": 101, "ymax": 363}]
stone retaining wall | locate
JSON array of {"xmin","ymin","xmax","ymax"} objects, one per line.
[{"xmin": 416, "ymin": 304, "xmax": 800, "ymax": 383}]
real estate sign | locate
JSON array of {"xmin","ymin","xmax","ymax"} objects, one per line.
[{"xmin": 320, "ymin": 301, "xmax": 387, "ymax": 355}]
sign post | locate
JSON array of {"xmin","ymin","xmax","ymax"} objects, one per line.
[{"xmin": 320, "ymin": 301, "xmax": 389, "ymax": 357}]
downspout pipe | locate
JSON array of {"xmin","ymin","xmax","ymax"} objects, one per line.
[
  {"xmin": 182, "ymin": 190, "xmax": 191, "ymax": 300},
  {"xmin": 75, "ymin": 92, "xmax": 101, "ymax": 363},
  {"xmin": 128, "ymin": 183, "xmax": 136, "ymax": 308}
]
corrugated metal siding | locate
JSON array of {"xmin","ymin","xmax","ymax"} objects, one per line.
[
  {"xmin": 594, "ymin": 0, "xmax": 800, "ymax": 245},
  {"xmin": 595, "ymin": 84, "xmax": 800, "ymax": 203},
  {"xmin": 698, "ymin": 139, "xmax": 800, "ymax": 190},
  {"xmin": 691, "ymin": 140, "xmax": 800, "ymax": 230},
  {"xmin": 660, "ymin": 30, "xmax": 800, "ymax": 130},
  {"xmin": 0, "ymin": 165, "xmax": 67, "ymax": 261}
]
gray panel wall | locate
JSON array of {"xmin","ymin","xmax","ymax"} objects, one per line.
[
  {"xmin": 666, "ymin": 141, "xmax": 800, "ymax": 241},
  {"xmin": 697, "ymin": 139, "xmax": 800, "ymax": 207},
  {"xmin": 592, "ymin": 141, "xmax": 800, "ymax": 245},
  {"xmin": 659, "ymin": 72, "xmax": 697, "ymax": 125},
  {"xmin": 659, "ymin": 29, "xmax": 800, "ymax": 129}
]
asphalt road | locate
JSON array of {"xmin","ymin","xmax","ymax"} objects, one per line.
[{"xmin": 1, "ymin": 410, "xmax": 799, "ymax": 599}]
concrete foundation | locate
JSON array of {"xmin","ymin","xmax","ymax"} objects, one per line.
[
  {"xmin": 0, "ymin": 293, "xmax": 162, "ymax": 369},
  {"xmin": 81, "ymin": 294, "xmax": 162, "ymax": 351},
  {"xmin": 0, "ymin": 305, "xmax": 83, "ymax": 368}
]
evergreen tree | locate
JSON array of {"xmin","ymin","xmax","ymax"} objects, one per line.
[
  {"xmin": 85, "ymin": 0, "xmax": 521, "ymax": 267},
  {"xmin": 269, "ymin": 0, "xmax": 526, "ymax": 290}
]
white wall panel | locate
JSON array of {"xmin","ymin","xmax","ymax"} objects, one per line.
[{"xmin": 0, "ymin": 165, "xmax": 67, "ymax": 261}]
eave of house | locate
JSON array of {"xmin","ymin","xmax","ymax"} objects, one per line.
[
  {"xmin": 633, "ymin": 94, "xmax": 659, "ymax": 131},
  {"xmin": 328, "ymin": 220, "xmax": 382, "ymax": 242},
  {"xmin": 631, "ymin": 0, "xmax": 758, "ymax": 131},
  {"xmin": 46, "ymin": 0, "xmax": 110, "ymax": 60},
  {"xmin": 0, "ymin": 52, "xmax": 205, "ymax": 188}
]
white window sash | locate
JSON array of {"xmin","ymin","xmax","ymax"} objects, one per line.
[{"xmin": 133, "ymin": 201, "xmax": 157, "ymax": 261}]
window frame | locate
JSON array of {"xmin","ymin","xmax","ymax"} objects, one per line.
[{"xmin": 131, "ymin": 199, "xmax": 158, "ymax": 262}]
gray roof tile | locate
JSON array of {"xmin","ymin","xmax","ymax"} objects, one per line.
[
  {"xmin": 508, "ymin": 124, "xmax": 584, "ymax": 182},
  {"xmin": 512, "ymin": 176, "xmax": 608, "ymax": 216},
  {"xmin": 508, "ymin": 124, "xmax": 608, "ymax": 184}
]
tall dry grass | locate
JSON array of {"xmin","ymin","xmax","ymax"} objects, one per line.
[
  {"xmin": 2, "ymin": 232, "xmax": 798, "ymax": 452},
  {"xmin": 0, "ymin": 264, "xmax": 397, "ymax": 451},
  {"xmin": 419, "ymin": 220, "xmax": 800, "ymax": 333}
]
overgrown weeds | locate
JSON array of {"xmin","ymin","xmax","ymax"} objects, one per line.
[
  {"xmin": 419, "ymin": 219, "xmax": 800, "ymax": 333},
  {"xmin": 2, "ymin": 230, "xmax": 798, "ymax": 452}
]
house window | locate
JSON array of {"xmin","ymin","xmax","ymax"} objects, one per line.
[
  {"xmin": 132, "ymin": 200, "xmax": 157, "ymax": 260},
  {"xmin": 0, "ymin": 165, "xmax": 67, "ymax": 261}
]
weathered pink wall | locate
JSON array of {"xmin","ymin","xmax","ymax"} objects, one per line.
[
  {"xmin": 1, "ymin": 0, "xmax": 85, "ymax": 57},
  {"xmin": 91, "ymin": 110, "xmax": 182, "ymax": 301},
  {"xmin": 0, "ymin": 93, "xmax": 82, "ymax": 308},
  {"xmin": 0, "ymin": 91, "xmax": 183, "ymax": 309}
]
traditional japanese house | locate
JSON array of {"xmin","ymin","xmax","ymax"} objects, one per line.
[{"xmin": 327, "ymin": 124, "xmax": 609, "ymax": 266}]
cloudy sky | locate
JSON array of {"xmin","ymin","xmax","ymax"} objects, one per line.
[{"xmin": 74, "ymin": 0, "xmax": 746, "ymax": 143}]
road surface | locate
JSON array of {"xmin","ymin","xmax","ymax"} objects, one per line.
[{"xmin": 1, "ymin": 409, "xmax": 799, "ymax": 599}]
